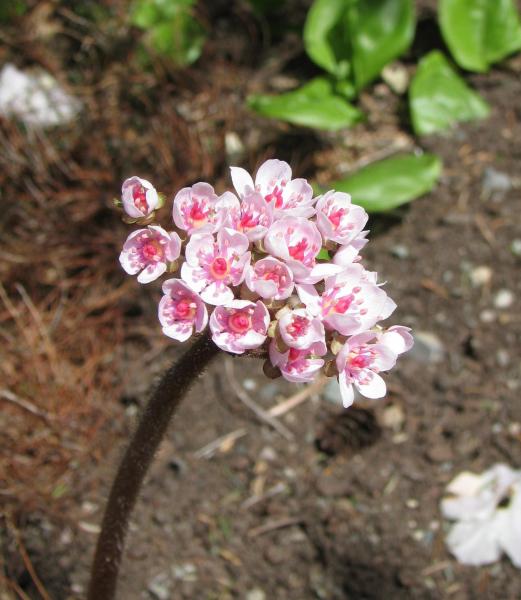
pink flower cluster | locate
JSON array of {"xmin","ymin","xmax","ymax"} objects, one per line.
[{"xmin": 118, "ymin": 160, "xmax": 412, "ymax": 407}]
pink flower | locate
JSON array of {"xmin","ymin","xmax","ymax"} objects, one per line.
[
  {"xmin": 264, "ymin": 217, "xmax": 339, "ymax": 283},
  {"xmin": 278, "ymin": 308, "xmax": 325, "ymax": 350},
  {"xmin": 336, "ymin": 332, "xmax": 398, "ymax": 407},
  {"xmin": 224, "ymin": 192, "xmax": 273, "ymax": 241},
  {"xmin": 377, "ymin": 325, "xmax": 414, "ymax": 355},
  {"xmin": 210, "ymin": 300, "xmax": 269, "ymax": 354},
  {"xmin": 297, "ymin": 265, "xmax": 396, "ymax": 336},
  {"xmin": 158, "ymin": 279, "xmax": 208, "ymax": 342},
  {"xmin": 230, "ymin": 159, "xmax": 315, "ymax": 217},
  {"xmin": 333, "ymin": 231, "xmax": 369, "ymax": 266},
  {"xmin": 316, "ymin": 191, "xmax": 368, "ymax": 244},
  {"xmin": 173, "ymin": 183, "xmax": 232, "ymax": 235},
  {"xmin": 181, "ymin": 228, "xmax": 251, "ymax": 305},
  {"xmin": 119, "ymin": 226, "xmax": 181, "ymax": 284},
  {"xmin": 269, "ymin": 342, "xmax": 326, "ymax": 383},
  {"xmin": 244, "ymin": 257, "xmax": 294, "ymax": 300},
  {"xmin": 122, "ymin": 176, "xmax": 159, "ymax": 218}
]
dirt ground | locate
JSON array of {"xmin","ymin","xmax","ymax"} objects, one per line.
[{"xmin": 1, "ymin": 1, "xmax": 521, "ymax": 599}]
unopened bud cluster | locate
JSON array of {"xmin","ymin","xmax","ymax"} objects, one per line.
[{"xmin": 118, "ymin": 160, "xmax": 412, "ymax": 407}]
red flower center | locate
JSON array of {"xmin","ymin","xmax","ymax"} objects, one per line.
[
  {"xmin": 211, "ymin": 256, "xmax": 229, "ymax": 279},
  {"xmin": 228, "ymin": 311, "xmax": 251, "ymax": 333},
  {"xmin": 142, "ymin": 240, "xmax": 163, "ymax": 261},
  {"xmin": 189, "ymin": 200, "xmax": 209, "ymax": 223},
  {"xmin": 133, "ymin": 186, "xmax": 148, "ymax": 213},
  {"xmin": 287, "ymin": 315, "xmax": 309, "ymax": 338},
  {"xmin": 175, "ymin": 298, "xmax": 195, "ymax": 320}
]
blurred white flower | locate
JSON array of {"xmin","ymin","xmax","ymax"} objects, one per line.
[
  {"xmin": 0, "ymin": 63, "xmax": 81, "ymax": 127},
  {"xmin": 441, "ymin": 464, "xmax": 521, "ymax": 567}
]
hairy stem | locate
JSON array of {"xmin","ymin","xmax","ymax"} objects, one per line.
[{"xmin": 88, "ymin": 332, "xmax": 219, "ymax": 600}]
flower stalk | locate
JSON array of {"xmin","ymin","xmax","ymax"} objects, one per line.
[{"xmin": 87, "ymin": 332, "xmax": 219, "ymax": 600}]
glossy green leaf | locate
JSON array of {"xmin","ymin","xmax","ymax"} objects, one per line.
[
  {"xmin": 303, "ymin": 0, "xmax": 415, "ymax": 91},
  {"xmin": 303, "ymin": 0, "xmax": 352, "ymax": 80},
  {"xmin": 410, "ymin": 51, "xmax": 490, "ymax": 135},
  {"xmin": 348, "ymin": 0, "xmax": 415, "ymax": 91},
  {"xmin": 440, "ymin": 0, "xmax": 521, "ymax": 72},
  {"xmin": 247, "ymin": 77, "xmax": 363, "ymax": 131},
  {"xmin": 328, "ymin": 153, "xmax": 442, "ymax": 212}
]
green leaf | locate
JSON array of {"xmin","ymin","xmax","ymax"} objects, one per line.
[
  {"xmin": 247, "ymin": 77, "xmax": 363, "ymax": 131},
  {"xmin": 409, "ymin": 51, "xmax": 490, "ymax": 135},
  {"xmin": 303, "ymin": 0, "xmax": 352, "ymax": 80},
  {"xmin": 440, "ymin": 0, "xmax": 521, "ymax": 72},
  {"xmin": 317, "ymin": 248, "xmax": 331, "ymax": 261},
  {"xmin": 146, "ymin": 14, "xmax": 205, "ymax": 66},
  {"xmin": 328, "ymin": 153, "xmax": 442, "ymax": 212},
  {"xmin": 131, "ymin": 0, "xmax": 194, "ymax": 27},
  {"xmin": 348, "ymin": 0, "xmax": 415, "ymax": 91},
  {"xmin": 303, "ymin": 0, "xmax": 415, "ymax": 92},
  {"xmin": 131, "ymin": 0, "xmax": 204, "ymax": 66}
]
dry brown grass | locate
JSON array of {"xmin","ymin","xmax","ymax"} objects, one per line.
[{"xmin": 0, "ymin": 0, "xmax": 235, "ymax": 514}]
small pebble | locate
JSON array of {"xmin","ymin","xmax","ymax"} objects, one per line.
[
  {"xmin": 381, "ymin": 62, "xmax": 409, "ymax": 94},
  {"xmin": 148, "ymin": 572, "xmax": 171, "ymax": 600},
  {"xmin": 469, "ymin": 265, "xmax": 492, "ymax": 287},
  {"xmin": 243, "ymin": 378, "xmax": 257, "ymax": 391},
  {"xmin": 494, "ymin": 289, "xmax": 514, "ymax": 309},
  {"xmin": 259, "ymin": 446, "xmax": 277, "ymax": 462},
  {"xmin": 511, "ymin": 239, "xmax": 521, "ymax": 257},
  {"xmin": 171, "ymin": 563, "xmax": 197, "ymax": 582},
  {"xmin": 406, "ymin": 498, "xmax": 419, "ymax": 509},
  {"xmin": 480, "ymin": 309, "xmax": 496, "ymax": 323},
  {"xmin": 496, "ymin": 349, "xmax": 510, "ymax": 367},
  {"xmin": 410, "ymin": 331, "xmax": 445, "ymax": 364},
  {"xmin": 246, "ymin": 589, "xmax": 266, "ymax": 600},
  {"xmin": 390, "ymin": 244, "xmax": 409, "ymax": 259},
  {"xmin": 482, "ymin": 167, "xmax": 512, "ymax": 198},
  {"xmin": 323, "ymin": 378, "xmax": 344, "ymax": 405},
  {"xmin": 224, "ymin": 132, "xmax": 244, "ymax": 160}
]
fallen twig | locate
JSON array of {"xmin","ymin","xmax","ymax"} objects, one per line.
[
  {"xmin": 268, "ymin": 375, "xmax": 327, "ymax": 417},
  {"xmin": 248, "ymin": 516, "xmax": 302, "ymax": 538},
  {"xmin": 0, "ymin": 389, "xmax": 52, "ymax": 424},
  {"xmin": 193, "ymin": 428, "xmax": 248, "ymax": 459},
  {"xmin": 225, "ymin": 358, "xmax": 294, "ymax": 440}
]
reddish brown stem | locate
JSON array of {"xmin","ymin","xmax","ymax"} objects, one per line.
[{"xmin": 87, "ymin": 332, "xmax": 219, "ymax": 600}]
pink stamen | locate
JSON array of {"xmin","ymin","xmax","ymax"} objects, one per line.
[
  {"xmin": 265, "ymin": 186, "xmax": 284, "ymax": 208},
  {"xmin": 133, "ymin": 186, "xmax": 148, "ymax": 213},
  {"xmin": 288, "ymin": 239, "xmax": 308, "ymax": 261},
  {"xmin": 328, "ymin": 208, "xmax": 346, "ymax": 228},
  {"xmin": 334, "ymin": 294, "xmax": 354, "ymax": 314},
  {"xmin": 287, "ymin": 315, "xmax": 309, "ymax": 338},
  {"xmin": 189, "ymin": 200, "xmax": 209, "ymax": 223},
  {"xmin": 141, "ymin": 240, "xmax": 163, "ymax": 261}
]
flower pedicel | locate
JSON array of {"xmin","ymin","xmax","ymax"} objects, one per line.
[{"xmin": 118, "ymin": 159, "xmax": 413, "ymax": 407}]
